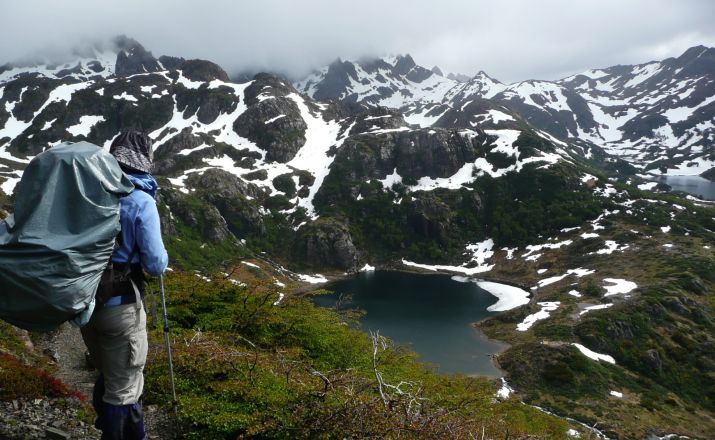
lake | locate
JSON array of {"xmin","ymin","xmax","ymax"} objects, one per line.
[
  {"xmin": 653, "ymin": 175, "xmax": 715, "ymax": 200},
  {"xmin": 314, "ymin": 271, "xmax": 508, "ymax": 376}
]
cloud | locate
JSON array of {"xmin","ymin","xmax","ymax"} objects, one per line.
[{"xmin": 1, "ymin": 0, "xmax": 713, "ymax": 83}]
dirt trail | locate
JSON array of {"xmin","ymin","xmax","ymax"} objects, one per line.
[
  {"xmin": 42, "ymin": 323, "xmax": 97, "ymax": 399},
  {"xmin": 37, "ymin": 323, "xmax": 179, "ymax": 439}
]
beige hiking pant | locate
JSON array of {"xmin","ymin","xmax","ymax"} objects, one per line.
[{"xmin": 81, "ymin": 303, "xmax": 148, "ymax": 406}]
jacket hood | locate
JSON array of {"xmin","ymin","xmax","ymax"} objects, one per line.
[{"xmin": 127, "ymin": 173, "xmax": 158, "ymax": 198}]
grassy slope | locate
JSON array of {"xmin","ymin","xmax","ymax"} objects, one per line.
[
  {"xmin": 156, "ymin": 158, "xmax": 715, "ymax": 438},
  {"xmin": 142, "ymin": 264, "xmax": 571, "ymax": 439},
  {"xmin": 475, "ymin": 189, "xmax": 715, "ymax": 439}
]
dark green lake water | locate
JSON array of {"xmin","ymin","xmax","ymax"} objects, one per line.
[{"xmin": 315, "ymin": 271, "xmax": 507, "ymax": 376}]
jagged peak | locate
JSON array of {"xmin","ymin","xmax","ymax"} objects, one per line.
[
  {"xmin": 472, "ymin": 70, "xmax": 502, "ymax": 84},
  {"xmin": 393, "ymin": 54, "xmax": 417, "ymax": 75},
  {"xmin": 111, "ymin": 35, "xmax": 148, "ymax": 56},
  {"xmin": 678, "ymin": 44, "xmax": 711, "ymax": 59}
]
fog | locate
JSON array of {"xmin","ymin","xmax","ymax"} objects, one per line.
[{"xmin": 2, "ymin": 0, "xmax": 713, "ymax": 83}]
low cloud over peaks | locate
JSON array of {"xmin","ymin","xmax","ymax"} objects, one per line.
[{"xmin": 1, "ymin": 0, "xmax": 714, "ymax": 83}]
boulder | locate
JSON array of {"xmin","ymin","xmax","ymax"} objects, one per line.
[{"xmin": 642, "ymin": 349, "xmax": 663, "ymax": 373}]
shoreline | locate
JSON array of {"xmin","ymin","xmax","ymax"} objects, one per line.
[{"xmin": 292, "ymin": 265, "xmax": 522, "ymax": 378}]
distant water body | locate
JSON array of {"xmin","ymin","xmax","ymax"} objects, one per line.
[
  {"xmin": 654, "ymin": 175, "xmax": 715, "ymax": 200},
  {"xmin": 315, "ymin": 271, "xmax": 508, "ymax": 376}
]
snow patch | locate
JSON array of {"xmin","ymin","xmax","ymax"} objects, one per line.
[
  {"xmin": 638, "ymin": 182, "xmax": 658, "ymax": 191},
  {"xmin": 297, "ymin": 273, "xmax": 328, "ymax": 284},
  {"xmin": 113, "ymin": 92, "xmax": 138, "ymax": 102},
  {"xmin": 264, "ymin": 114, "xmax": 286, "ymax": 124},
  {"xmin": 593, "ymin": 240, "xmax": 629, "ymax": 255},
  {"xmin": 603, "ymin": 278, "xmax": 637, "ymax": 296},
  {"xmin": 572, "ymin": 343, "xmax": 616, "ymax": 364},
  {"xmin": 496, "ymin": 378, "xmax": 514, "ymax": 399},
  {"xmin": 517, "ymin": 301, "xmax": 560, "ymax": 331},
  {"xmin": 66, "ymin": 115, "xmax": 105, "ymax": 137},
  {"xmin": 273, "ymin": 293, "xmax": 285, "ymax": 306},
  {"xmin": 580, "ymin": 303, "xmax": 613, "ymax": 315},
  {"xmin": 479, "ymin": 281, "xmax": 531, "ymax": 311}
]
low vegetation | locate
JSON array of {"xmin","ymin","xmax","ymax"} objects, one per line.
[
  {"xmin": 0, "ymin": 321, "xmax": 84, "ymax": 402},
  {"xmin": 477, "ymin": 193, "xmax": 715, "ymax": 439},
  {"xmin": 142, "ymin": 269, "xmax": 570, "ymax": 439}
]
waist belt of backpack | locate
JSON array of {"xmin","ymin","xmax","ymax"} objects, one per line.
[{"xmin": 104, "ymin": 262, "xmax": 144, "ymax": 309}]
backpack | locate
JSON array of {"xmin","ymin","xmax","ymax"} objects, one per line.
[{"xmin": 0, "ymin": 142, "xmax": 134, "ymax": 331}]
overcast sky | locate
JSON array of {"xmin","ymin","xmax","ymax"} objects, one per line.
[{"xmin": 2, "ymin": 0, "xmax": 714, "ymax": 83}]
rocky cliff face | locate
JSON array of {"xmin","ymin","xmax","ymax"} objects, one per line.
[{"xmin": 293, "ymin": 219, "xmax": 358, "ymax": 271}]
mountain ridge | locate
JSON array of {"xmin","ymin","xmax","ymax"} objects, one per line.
[{"xmin": 295, "ymin": 47, "xmax": 715, "ymax": 177}]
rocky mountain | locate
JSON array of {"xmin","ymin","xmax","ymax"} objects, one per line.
[
  {"xmin": 0, "ymin": 37, "xmax": 592, "ymax": 272},
  {"xmin": 0, "ymin": 38, "xmax": 714, "ymax": 439},
  {"xmin": 296, "ymin": 47, "xmax": 715, "ymax": 177}
]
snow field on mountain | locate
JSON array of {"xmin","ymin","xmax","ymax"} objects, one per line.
[
  {"xmin": 403, "ymin": 105, "xmax": 450, "ymax": 127},
  {"xmin": 663, "ymin": 94, "xmax": 715, "ymax": 123},
  {"xmin": 286, "ymin": 93, "xmax": 353, "ymax": 217},
  {"xmin": 0, "ymin": 174, "xmax": 20, "ymax": 195},
  {"xmin": 485, "ymin": 129, "xmax": 520, "ymax": 156},
  {"xmin": 622, "ymin": 62, "xmax": 662, "ymax": 89},
  {"xmin": 447, "ymin": 73, "xmax": 507, "ymax": 101},
  {"xmin": 66, "ymin": 115, "xmax": 105, "ymax": 136},
  {"xmin": 504, "ymin": 81, "xmax": 571, "ymax": 113},
  {"xmin": 151, "ymin": 77, "xmax": 253, "ymax": 150},
  {"xmin": 113, "ymin": 91, "xmax": 138, "ymax": 102},
  {"xmin": 0, "ymin": 81, "xmax": 94, "ymax": 192},
  {"xmin": 664, "ymin": 153, "xmax": 715, "ymax": 176},
  {"xmin": 154, "ymin": 79, "xmax": 356, "ymax": 216},
  {"xmin": 400, "ymin": 128, "xmax": 565, "ymax": 193},
  {"xmin": 0, "ymin": 99, "xmax": 33, "ymax": 162}
]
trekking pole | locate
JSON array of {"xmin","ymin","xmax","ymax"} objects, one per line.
[{"xmin": 159, "ymin": 275, "xmax": 178, "ymax": 414}]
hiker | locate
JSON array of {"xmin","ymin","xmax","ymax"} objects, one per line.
[{"xmin": 81, "ymin": 130, "xmax": 168, "ymax": 440}]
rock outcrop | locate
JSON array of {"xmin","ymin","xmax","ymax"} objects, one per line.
[{"xmin": 293, "ymin": 219, "xmax": 358, "ymax": 271}]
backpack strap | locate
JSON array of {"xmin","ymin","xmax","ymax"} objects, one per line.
[{"xmin": 96, "ymin": 238, "xmax": 143, "ymax": 307}]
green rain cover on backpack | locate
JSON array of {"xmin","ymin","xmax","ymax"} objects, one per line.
[{"xmin": 0, "ymin": 142, "xmax": 134, "ymax": 331}]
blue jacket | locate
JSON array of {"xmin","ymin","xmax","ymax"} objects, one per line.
[{"xmin": 113, "ymin": 173, "xmax": 168, "ymax": 276}]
